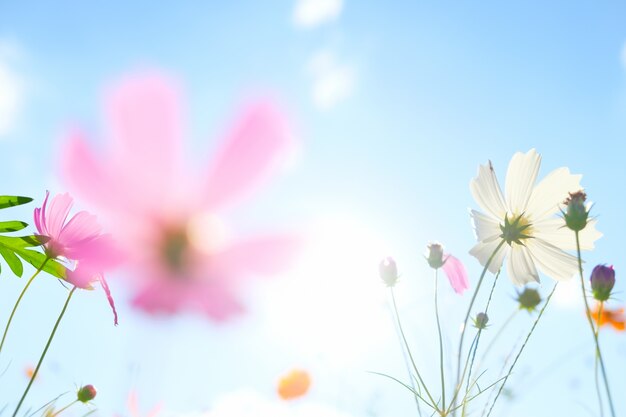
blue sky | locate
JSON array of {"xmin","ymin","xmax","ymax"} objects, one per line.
[{"xmin": 1, "ymin": 1, "xmax": 626, "ymax": 416}]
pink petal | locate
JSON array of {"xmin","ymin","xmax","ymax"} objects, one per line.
[
  {"xmin": 202, "ymin": 101, "xmax": 294, "ymax": 210},
  {"xmin": 46, "ymin": 193, "xmax": 74, "ymax": 239},
  {"xmin": 58, "ymin": 210, "xmax": 102, "ymax": 248},
  {"xmin": 33, "ymin": 191, "xmax": 50, "ymax": 236},
  {"xmin": 65, "ymin": 234, "xmax": 124, "ymax": 267},
  {"xmin": 104, "ymin": 73, "xmax": 183, "ymax": 206},
  {"xmin": 99, "ymin": 276, "xmax": 119, "ymax": 325},
  {"xmin": 443, "ymin": 254, "xmax": 469, "ymax": 294},
  {"xmin": 213, "ymin": 234, "xmax": 302, "ymax": 277}
]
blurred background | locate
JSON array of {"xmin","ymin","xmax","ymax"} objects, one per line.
[{"xmin": 1, "ymin": 1, "xmax": 625, "ymax": 416}]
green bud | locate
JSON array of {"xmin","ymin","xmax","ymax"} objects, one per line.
[
  {"xmin": 426, "ymin": 243, "xmax": 445, "ymax": 269},
  {"xmin": 77, "ymin": 384, "xmax": 97, "ymax": 403},
  {"xmin": 563, "ymin": 190, "xmax": 589, "ymax": 232},
  {"xmin": 517, "ymin": 287, "xmax": 542, "ymax": 312},
  {"xmin": 473, "ymin": 312, "xmax": 489, "ymax": 329}
]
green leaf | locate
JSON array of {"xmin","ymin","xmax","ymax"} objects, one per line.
[
  {"xmin": 0, "ymin": 196, "xmax": 33, "ymax": 209},
  {"xmin": 0, "ymin": 221, "xmax": 28, "ymax": 233},
  {"xmin": 0, "ymin": 246, "xmax": 23, "ymax": 277},
  {"xmin": 0, "ymin": 235, "xmax": 66, "ymax": 279}
]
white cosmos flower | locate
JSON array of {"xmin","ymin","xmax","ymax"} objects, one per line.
[{"xmin": 469, "ymin": 149, "xmax": 602, "ymax": 285}]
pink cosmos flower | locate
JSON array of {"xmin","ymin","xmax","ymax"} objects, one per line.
[
  {"xmin": 34, "ymin": 191, "xmax": 119, "ymax": 324},
  {"xmin": 426, "ymin": 243, "xmax": 469, "ymax": 294},
  {"xmin": 60, "ymin": 73, "xmax": 299, "ymax": 321}
]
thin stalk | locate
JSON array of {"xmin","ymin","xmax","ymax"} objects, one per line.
[
  {"xmin": 12, "ymin": 287, "xmax": 76, "ymax": 417},
  {"xmin": 48, "ymin": 400, "xmax": 78, "ymax": 417},
  {"xmin": 475, "ymin": 309, "xmax": 518, "ymax": 373},
  {"xmin": 434, "ymin": 269, "xmax": 446, "ymax": 411},
  {"xmin": 486, "ymin": 283, "xmax": 558, "ymax": 417},
  {"xmin": 594, "ymin": 302, "xmax": 604, "ymax": 417},
  {"xmin": 390, "ymin": 287, "xmax": 439, "ymax": 412},
  {"xmin": 460, "ymin": 269, "xmax": 501, "ymax": 417},
  {"xmin": 453, "ymin": 239, "xmax": 505, "ymax": 414},
  {"xmin": 575, "ymin": 231, "xmax": 615, "ymax": 417},
  {"xmin": 0, "ymin": 257, "xmax": 49, "ymax": 357}
]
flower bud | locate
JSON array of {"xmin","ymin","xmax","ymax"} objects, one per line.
[
  {"xmin": 517, "ymin": 287, "xmax": 541, "ymax": 312},
  {"xmin": 77, "ymin": 384, "xmax": 97, "ymax": 403},
  {"xmin": 426, "ymin": 243, "xmax": 445, "ymax": 269},
  {"xmin": 473, "ymin": 312, "xmax": 489, "ymax": 329},
  {"xmin": 563, "ymin": 191, "xmax": 589, "ymax": 232},
  {"xmin": 379, "ymin": 257, "xmax": 398, "ymax": 287},
  {"xmin": 590, "ymin": 264, "xmax": 615, "ymax": 302}
]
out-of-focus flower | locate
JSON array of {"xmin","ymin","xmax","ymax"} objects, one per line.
[
  {"xmin": 590, "ymin": 264, "xmax": 615, "ymax": 302},
  {"xmin": 60, "ymin": 73, "xmax": 299, "ymax": 321},
  {"xmin": 426, "ymin": 243, "xmax": 469, "ymax": 294},
  {"xmin": 277, "ymin": 369, "xmax": 311, "ymax": 400},
  {"xmin": 591, "ymin": 305, "xmax": 625, "ymax": 332},
  {"xmin": 379, "ymin": 257, "xmax": 398, "ymax": 287},
  {"xmin": 469, "ymin": 149, "xmax": 602, "ymax": 285},
  {"xmin": 125, "ymin": 391, "xmax": 162, "ymax": 417},
  {"xmin": 77, "ymin": 384, "xmax": 97, "ymax": 402},
  {"xmin": 473, "ymin": 312, "xmax": 489, "ymax": 329},
  {"xmin": 34, "ymin": 191, "xmax": 119, "ymax": 324},
  {"xmin": 24, "ymin": 365, "xmax": 36, "ymax": 380},
  {"xmin": 517, "ymin": 287, "xmax": 542, "ymax": 312}
]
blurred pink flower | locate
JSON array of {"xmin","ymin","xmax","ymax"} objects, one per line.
[
  {"xmin": 442, "ymin": 255, "xmax": 469, "ymax": 294},
  {"xmin": 34, "ymin": 191, "xmax": 119, "ymax": 324},
  {"xmin": 60, "ymin": 73, "xmax": 299, "ymax": 321}
]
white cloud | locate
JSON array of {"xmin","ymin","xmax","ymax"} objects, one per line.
[
  {"xmin": 293, "ymin": 0, "xmax": 343, "ymax": 29},
  {"xmin": 308, "ymin": 50, "xmax": 355, "ymax": 110},
  {"xmin": 0, "ymin": 40, "xmax": 24, "ymax": 138}
]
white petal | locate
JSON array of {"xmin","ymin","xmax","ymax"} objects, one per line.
[
  {"xmin": 506, "ymin": 243, "xmax": 539, "ymax": 285},
  {"xmin": 470, "ymin": 209, "xmax": 501, "ymax": 241},
  {"xmin": 470, "ymin": 161, "xmax": 507, "ymax": 220},
  {"xmin": 469, "ymin": 238, "xmax": 509, "ymax": 274},
  {"xmin": 526, "ymin": 167, "xmax": 582, "ymax": 221},
  {"xmin": 505, "ymin": 149, "xmax": 541, "ymax": 215},
  {"xmin": 526, "ymin": 238, "xmax": 578, "ymax": 281},
  {"xmin": 533, "ymin": 218, "xmax": 602, "ymax": 251}
]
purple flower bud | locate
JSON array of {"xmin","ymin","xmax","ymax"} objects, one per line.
[
  {"xmin": 590, "ymin": 264, "xmax": 615, "ymax": 302},
  {"xmin": 77, "ymin": 384, "xmax": 97, "ymax": 403},
  {"xmin": 379, "ymin": 257, "xmax": 398, "ymax": 287}
]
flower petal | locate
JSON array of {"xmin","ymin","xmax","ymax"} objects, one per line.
[
  {"xmin": 506, "ymin": 243, "xmax": 539, "ymax": 285},
  {"xmin": 58, "ymin": 211, "xmax": 102, "ymax": 248},
  {"xmin": 33, "ymin": 191, "xmax": 50, "ymax": 236},
  {"xmin": 470, "ymin": 209, "xmax": 501, "ymax": 242},
  {"xmin": 505, "ymin": 149, "xmax": 541, "ymax": 214},
  {"xmin": 533, "ymin": 218, "xmax": 602, "ymax": 251},
  {"xmin": 442, "ymin": 254, "xmax": 469, "ymax": 294},
  {"xmin": 469, "ymin": 238, "xmax": 509, "ymax": 274},
  {"xmin": 470, "ymin": 162, "xmax": 507, "ymax": 220},
  {"xmin": 45, "ymin": 193, "xmax": 74, "ymax": 239},
  {"xmin": 99, "ymin": 276, "xmax": 119, "ymax": 326},
  {"xmin": 526, "ymin": 238, "xmax": 578, "ymax": 281},
  {"xmin": 202, "ymin": 101, "xmax": 294, "ymax": 210},
  {"xmin": 526, "ymin": 167, "xmax": 582, "ymax": 220}
]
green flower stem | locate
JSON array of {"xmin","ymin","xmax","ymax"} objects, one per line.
[
  {"xmin": 486, "ymin": 283, "xmax": 558, "ymax": 417},
  {"xmin": 0, "ymin": 257, "xmax": 49, "ymax": 358},
  {"xmin": 575, "ymin": 231, "xmax": 615, "ymax": 417},
  {"xmin": 12, "ymin": 286, "xmax": 76, "ymax": 417},
  {"xmin": 460, "ymin": 269, "xmax": 501, "ymax": 417},
  {"xmin": 49, "ymin": 400, "xmax": 78, "ymax": 417},
  {"xmin": 594, "ymin": 302, "xmax": 605, "ymax": 417},
  {"xmin": 452, "ymin": 239, "xmax": 505, "ymax": 415},
  {"xmin": 390, "ymin": 287, "xmax": 439, "ymax": 412},
  {"xmin": 434, "ymin": 269, "xmax": 446, "ymax": 411}
]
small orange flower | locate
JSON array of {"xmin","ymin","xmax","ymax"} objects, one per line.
[
  {"xmin": 277, "ymin": 369, "xmax": 311, "ymax": 400},
  {"xmin": 591, "ymin": 304, "xmax": 625, "ymax": 332},
  {"xmin": 25, "ymin": 365, "xmax": 37, "ymax": 380}
]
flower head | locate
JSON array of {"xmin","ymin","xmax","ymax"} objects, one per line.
[
  {"xmin": 60, "ymin": 73, "xmax": 299, "ymax": 321},
  {"xmin": 34, "ymin": 192, "xmax": 119, "ymax": 324},
  {"xmin": 590, "ymin": 264, "xmax": 615, "ymax": 302},
  {"xmin": 591, "ymin": 304, "xmax": 625, "ymax": 332},
  {"xmin": 426, "ymin": 243, "xmax": 469, "ymax": 294},
  {"xmin": 469, "ymin": 149, "xmax": 602, "ymax": 285},
  {"xmin": 516, "ymin": 287, "xmax": 542, "ymax": 312},
  {"xmin": 277, "ymin": 369, "xmax": 311, "ymax": 400},
  {"xmin": 379, "ymin": 257, "xmax": 398, "ymax": 287},
  {"xmin": 77, "ymin": 384, "xmax": 97, "ymax": 402}
]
